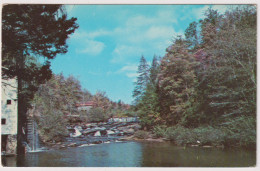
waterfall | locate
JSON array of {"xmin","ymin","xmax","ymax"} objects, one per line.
[{"xmin": 27, "ymin": 119, "xmax": 42, "ymax": 152}]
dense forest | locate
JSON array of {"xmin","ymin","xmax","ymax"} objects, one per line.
[{"xmin": 133, "ymin": 6, "xmax": 256, "ymax": 148}]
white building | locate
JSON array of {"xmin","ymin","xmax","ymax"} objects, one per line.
[{"xmin": 1, "ymin": 78, "xmax": 18, "ymax": 155}]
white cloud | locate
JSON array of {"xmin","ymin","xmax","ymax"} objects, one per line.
[
  {"xmin": 111, "ymin": 45, "xmax": 145, "ymax": 63},
  {"xmin": 191, "ymin": 5, "xmax": 234, "ymax": 20},
  {"xmin": 145, "ymin": 26, "xmax": 176, "ymax": 40},
  {"xmin": 109, "ymin": 10, "xmax": 181, "ymax": 64},
  {"xmin": 192, "ymin": 5, "xmax": 210, "ymax": 20},
  {"xmin": 119, "ymin": 64, "xmax": 138, "ymax": 72},
  {"xmin": 117, "ymin": 63, "xmax": 139, "ymax": 80},
  {"xmin": 76, "ymin": 39, "xmax": 105, "ymax": 55},
  {"xmin": 211, "ymin": 5, "xmax": 229, "ymax": 14},
  {"xmin": 71, "ymin": 29, "xmax": 110, "ymax": 40},
  {"xmin": 126, "ymin": 72, "xmax": 139, "ymax": 78}
]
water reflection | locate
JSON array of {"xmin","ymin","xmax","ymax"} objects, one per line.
[
  {"xmin": 1, "ymin": 141, "xmax": 256, "ymax": 167},
  {"xmin": 141, "ymin": 142, "xmax": 256, "ymax": 167}
]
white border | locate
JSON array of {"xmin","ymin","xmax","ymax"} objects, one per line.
[{"xmin": 0, "ymin": 1, "xmax": 259, "ymax": 171}]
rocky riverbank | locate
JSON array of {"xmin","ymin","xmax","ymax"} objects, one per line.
[{"xmin": 43, "ymin": 121, "xmax": 142, "ymax": 150}]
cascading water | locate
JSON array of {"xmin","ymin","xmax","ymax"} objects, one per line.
[{"xmin": 27, "ymin": 119, "xmax": 42, "ymax": 152}]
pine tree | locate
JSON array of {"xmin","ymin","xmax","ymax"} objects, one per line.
[
  {"xmin": 133, "ymin": 56, "xmax": 150, "ymax": 104},
  {"xmin": 2, "ymin": 4, "xmax": 78, "ymax": 154}
]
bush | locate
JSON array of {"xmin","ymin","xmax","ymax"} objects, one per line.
[
  {"xmin": 221, "ymin": 116, "xmax": 256, "ymax": 148},
  {"xmin": 193, "ymin": 126, "xmax": 225, "ymax": 146},
  {"xmin": 134, "ymin": 130, "xmax": 150, "ymax": 139},
  {"xmin": 164, "ymin": 126, "xmax": 197, "ymax": 145},
  {"xmin": 87, "ymin": 107, "xmax": 108, "ymax": 122},
  {"xmin": 153, "ymin": 125, "xmax": 167, "ymax": 138},
  {"xmin": 37, "ymin": 110, "xmax": 69, "ymax": 142},
  {"xmin": 159, "ymin": 125, "xmax": 225, "ymax": 146}
]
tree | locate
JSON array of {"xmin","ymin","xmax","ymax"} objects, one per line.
[
  {"xmin": 200, "ymin": 6, "xmax": 256, "ymax": 123},
  {"xmin": 2, "ymin": 4, "xmax": 78, "ymax": 153},
  {"xmin": 158, "ymin": 37, "xmax": 198, "ymax": 126},
  {"xmin": 185, "ymin": 21, "xmax": 199, "ymax": 50},
  {"xmin": 150, "ymin": 55, "xmax": 160, "ymax": 86},
  {"xmin": 87, "ymin": 107, "xmax": 107, "ymax": 123},
  {"xmin": 133, "ymin": 56, "xmax": 150, "ymax": 104},
  {"xmin": 32, "ymin": 74, "xmax": 82, "ymax": 142}
]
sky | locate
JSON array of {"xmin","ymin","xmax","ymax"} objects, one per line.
[{"xmin": 50, "ymin": 4, "xmax": 232, "ymax": 104}]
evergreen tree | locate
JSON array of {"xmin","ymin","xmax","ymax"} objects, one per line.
[
  {"xmin": 137, "ymin": 55, "xmax": 161, "ymax": 129},
  {"xmin": 133, "ymin": 56, "xmax": 150, "ymax": 104},
  {"xmin": 2, "ymin": 4, "xmax": 78, "ymax": 153},
  {"xmin": 150, "ymin": 55, "xmax": 160, "ymax": 86},
  {"xmin": 185, "ymin": 21, "xmax": 199, "ymax": 50}
]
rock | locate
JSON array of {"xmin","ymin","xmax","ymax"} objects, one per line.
[
  {"xmin": 67, "ymin": 143, "xmax": 77, "ymax": 147},
  {"xmin": 94, "ymin": 131, "xmax": 101, "ymax": 137},
  {"xmin": 117, "ymin": 132, "xmax": 124, "ymax": 136},
  {"xmin": 100, "ymin": 130, "xmax": 107, "ymax": 136},
  {"xmin": 124, "ymin": 128, "xmax": 135, "ymax": 134},
  {"xmin": 93, "ymin": 140, "xmax": 102, "ymax": 144},
  {"xmin": 75, "ymin": 126, "xmax": 82, "ymax": 131},
  {"xmin": 82, "ymin": 129, "xmax": 96, "ymax": 136},
  {"xmin": 106, "ymin": 130, "xmax": 115, "ymax": 135},
  {"xmin": 70, "ymin": 127, "xmax": 82, "ymax": 137}
]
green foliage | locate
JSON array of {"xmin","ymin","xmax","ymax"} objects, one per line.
[
  {"xmin": 33, "ymin": 74, "xmax": 83, "ymax": 142},
  {"xmin": 133, "ymin": 55, "xmax": 162, "ymax": 130},
  {"xmin": 2, "ymin": 4, "xmax": 78, "ymax": 151},
  {"xmin": 87, "ymin": 107, "xmax": 108, "ymax": 123},
  {"xmin": 221, "ymin": 116, "xmax": 256, "ymax": 148},
  {"xmin": 152, "ymin": 125, "xmax": 168, "ymax": 138},
  {"xmin": 193, "ymin": 126, "xmax": 225, "ymax": 146},
  {"xmin": 154, "ymin": 126, "xmax": 225, "ymax": 146},
  {"xmin": 38, "ymin": 110, "xmax": 68, "ymax": 142},
  {"xmin": 158, "ymin": 37, "xmax": 198, "ymax": 126},
  {"xmin": 134, "ymin": 130, "xmax": 150, "ymax": 139},
  {"xmin": 133, "ymin": 56, "xmax": 150, "ymax": 104},
  {"xmin": 134, "ymin": 6, "xmax": 256, "ymax": 149}
]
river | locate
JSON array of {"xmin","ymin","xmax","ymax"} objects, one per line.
[{"xmin": 2, "ymin": 141, "xmax": 256, "ymax": 167}]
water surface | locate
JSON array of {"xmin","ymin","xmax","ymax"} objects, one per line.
[{"xmin": 2, "ymin": 141, "xmax": 256, "ymax": 167}]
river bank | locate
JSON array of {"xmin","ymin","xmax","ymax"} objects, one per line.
[{"xmin": 37, "ymin": 121, "xmax": 255, "ymax": 151}]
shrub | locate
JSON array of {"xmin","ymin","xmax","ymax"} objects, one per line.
[
  {"xmin": 161, "ymin": 126, "xmax": 225, "ymax": 146},
  {"xmin": 193, "ymin": 126, "xmax": 225, "ymax": 146},
  {"xmin": 221, "ymin": 116, "xmax": 256, "ymax": 148},
  {"xmin": 164, "ymin": 126, "xmax": 197, "ymax": 145},
  {"xmin": 134, "ymin": 130, "xmax": 150, "ymax": 139},
  {"xmin": 153, "ymin": 125, "xmax": 167, "ymax": 138}
]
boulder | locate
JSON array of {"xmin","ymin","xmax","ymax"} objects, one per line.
[
  {"xmin": 94, "ymin": 131, "xmax": 101, "ymax": 137},
  {"xmin": 82, "ymin": 129, "xmax": 96, "ymax": 136},
  {"xmin": 106, "ymin": 130, "xmax": 115, "ymax": 135},
  {"xmin": 100, "ymin": 130, "xmax": 107, "ymax": 136},
  {"xmin": 70, "ymin": 127, "xmax": 82, "ymax": 137},
  {"xmin": 67, "ymin": 143, "xmax": 77, "ymax": 147},
  {"xmin": 93, "ymin": 140, "xmax": 102, "ymax": 144},
  {"xmin": 124, "ymin": 128, "xmax": 135, "ymax": 134}
]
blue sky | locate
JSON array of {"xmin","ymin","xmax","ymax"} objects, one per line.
[{"xmin": 50, "ymin": 5, "xmax": 232, "ymax": 104}]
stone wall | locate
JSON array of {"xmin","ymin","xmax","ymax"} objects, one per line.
[
  {"xmin": 6, "ymin": 135, "xmax": 17, "ymax": 155},
  {"xmin": 2, "ymin": 135, "xmax": 17, "ymax": 155}
]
